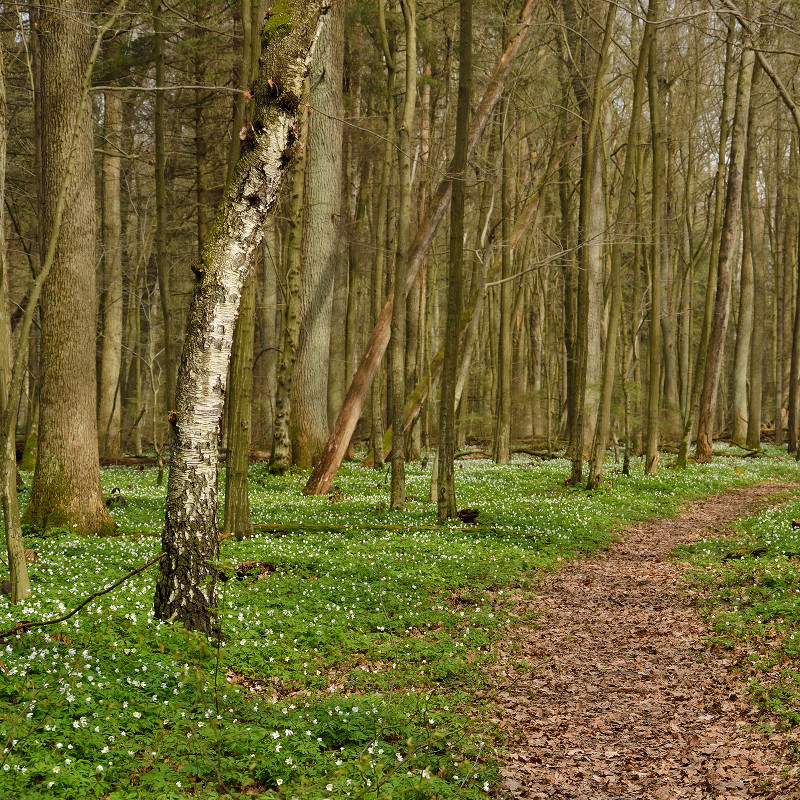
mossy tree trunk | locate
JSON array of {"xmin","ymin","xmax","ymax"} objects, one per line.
[{"xmin": 154, "ymin": 0, "xmax": 330, "ymax": 634}]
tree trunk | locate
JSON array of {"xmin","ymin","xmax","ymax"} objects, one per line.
[
  {"xmin": 695, "ymin": 45, "xmax": 755, "ymax": 462},
  {"xmin": 645, "ymin": 7, "xmax": 663, "ymax": 475},
  {"xmin": 269, "ymin": 79, "xmax": 310, "ymax": 474},
  {"xmin": 291, "ymin": 0, "xmax": 343, "ymax": 468},
  {"xmin": 437, "ymin": 0, "xmax": 472, "ymax": 520},
  {"xmin": 731, "ymin": 92, "xmax": 757, "ymax": 446},
  {"xmin": 152, "ymin": 0, "xmax": 176, "ymax": 411},
  {"xmin": 0, "ymin": 35, "xmax": 31, "ymax": 602},
  {"xmin": 493, "ymin": 97, "xmax": 513, "ymax": 465},
  {"xmin": 567, "ymin": 0, "xmax": 614, "ymax": 484},
  {"xmin": 223, "ymin": 273, "xmax": 255, "ymax": 540},
  {"xmin": 390, "ymin": 0, "xmax": 416, "ymax": 509},
  {"xmin": 746, "ymin": 81, "xmax": 764, "ymax": 451},
  {"xmin": 588, "ymin": 9, "xmax": 652, "ymax": 487},
  {"xmin": 154, "ymin": 0, "xmax": 329, "ymax": 633},
  {"xmin": 677, "ymin": 31, "xmax": 735, "ymax": 467},
  {"xmin": 24, "ymin": 0, "xmax": 115, "ymax": 536},
  {"xmin": 303, "ymin": 0, "xmax": 538, "ymax": 496},
  {"xmin": 98, "ymin": 86, "xmax": 124, "ymax": 457}
]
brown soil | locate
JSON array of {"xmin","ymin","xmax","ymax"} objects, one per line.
[{"xmin": 496, "ymin": 482, "xmax": 800, "ymax": 799}]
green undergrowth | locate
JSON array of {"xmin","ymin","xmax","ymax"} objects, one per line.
[
  {"xmin": 677, "ymin": 482, "xmax": 800, "ymax": 732},
  {"xmin": 2, "ymin": 445, "xmax": 800, "ymax": 799}
]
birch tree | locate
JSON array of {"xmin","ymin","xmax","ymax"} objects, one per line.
[{"xmin": 153, "ymin": 0, "xmax": 332, "ymax": 634}]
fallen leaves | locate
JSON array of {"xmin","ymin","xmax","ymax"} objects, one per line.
[{"xmin": 495, "ymin": 484, "xmax": 800, "ymax": 799}]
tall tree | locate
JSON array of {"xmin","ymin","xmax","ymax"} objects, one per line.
[
  {"xmin": 437, "ymin": 0, "xmax": 471, "ymax": 520},
  {"xmin": 23, "ymin": 0, "xmax": 115, "ymax": 536},
  {"xmin": 291, "ymin": 1, "xmax": 344, "ymax": 469},
  {"xmin": 695, "ymin": 40, "xmax": 755, "ymax": 462}
]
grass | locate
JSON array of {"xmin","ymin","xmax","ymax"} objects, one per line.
[
  {"xmin": 677, "ymin": 472, "xmax": 800, "ymax": 733},
  {"xmin": 3, "ymin": 445, "xmax": 800, "ymax": 799}
]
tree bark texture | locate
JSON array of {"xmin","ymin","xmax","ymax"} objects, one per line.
[
  {"xmin": 25, "ymin": 0, "xmax": 115, "ymax": 536},
  {"xmin": 746, "ymin": 72, "xmax": 765, "ymax": 451},
  {"xmin": 154, "ymin": 0, "xmax": 330, "ymax": 633},
  {"xmin": 291, "ymin": 0, "xmax": 343, "ymax": 469},
  {"xmin": 695, "ymin": 45, "xmax": 755, "ymax": 463}
]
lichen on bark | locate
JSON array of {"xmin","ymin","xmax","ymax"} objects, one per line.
[{"xmin": 153, "ymin": 0, "xmax": 331, "ymax": 634}]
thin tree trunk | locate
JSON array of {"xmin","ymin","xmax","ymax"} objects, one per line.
[
  {"xmin": 645, "ymin": 5, "xmax": 663, "ymax": 475},
  {"xmin": 493, "ymin": 97, "xmax": 513, "ymax": 464},
  {"xmin": 731, "ymin": 79, "xmax": 758, "ymax": 446},
  {"xmin": 695, "ymin": 45, "xmax": 755, "ymax": 462},
  {"xmin": 0, "ymin": 35, "xmax": 31, "ymax": 602},
  {"xmin": 223, "ymin": 273, "xmax": 255, "ymax": 540},
  {"xmin": 437, "ymin": 0, "xmax": 472, "ymax": 520},
  {"xmin": 588, "ymin": 10, "xmax": 652, "ymax": 487},
  {"xmin": 390, "ymin": 0, "xmax": 416, "ymax": 509},
  {"xmin": 677, "ymin": 31, "xmax": 735, "ymax": 466},
  {"xmin": 269, "ymin": 80, "xmax": 310, "ymax": 474},
  {"xmin": 746, "ymin": 81, "xmax": 765, "ymax": 451},
  {"xmin": 98, "ymin": 85, "xmax": 124, "ymax": 457},
  {"xmin": 568, "ymin": 0, "xmax": 615, "ymax": 484},
  {"xmin": 152, "ymin": 0, "xmax": 176, "ymax": 412}
]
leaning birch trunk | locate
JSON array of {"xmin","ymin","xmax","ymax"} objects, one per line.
[
  {"xmin": 304, "ymin": 0, "xmax": 539, "ymax": 496},
  {"xmin": 153, "ymin": 0, "xmax": 331, "ymax": 634},
  {"xmin": 695, "ymin": 45, "xmax": 755, "ymax": 463}
]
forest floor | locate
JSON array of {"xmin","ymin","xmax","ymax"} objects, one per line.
[{"xmin": 496, "ymin": 482, "xmax": 800, "ymax": 800}]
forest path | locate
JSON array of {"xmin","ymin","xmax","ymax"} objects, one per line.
[{"xmin": 496, "ymin": 481, "xmax": 800, "ymax": 800}]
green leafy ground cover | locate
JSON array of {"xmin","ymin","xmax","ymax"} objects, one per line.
[
  {"xmin": 3, "ymin": 446, "xmax": 800, "ymax": 799},
  {"xmin": 678, "ymin": 475, "xmax": 800, "ymax": 733}
]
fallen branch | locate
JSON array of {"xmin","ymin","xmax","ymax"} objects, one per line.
[{"xmin": 0, "ymin": 551, "xmax": 165, "ymax": 640}]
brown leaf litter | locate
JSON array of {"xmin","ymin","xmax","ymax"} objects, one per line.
[{"xmin": 496, "ymin": 482, "xmax": 800, "ymax": 799}]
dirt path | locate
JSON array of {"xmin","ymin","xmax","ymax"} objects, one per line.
[{"xmin": 496, "ymin": 482, "xmax": 800, "ymax": 800}]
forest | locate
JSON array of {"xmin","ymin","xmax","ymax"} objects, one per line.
[{"xmin": 4, "ymin": 0, "xmax": 800, "ymax": 797}]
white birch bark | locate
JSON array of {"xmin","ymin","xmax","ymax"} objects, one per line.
[{"xmin": 154, "ymin": 0, "xmax": 331, "ymax": 634}]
